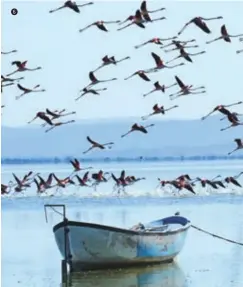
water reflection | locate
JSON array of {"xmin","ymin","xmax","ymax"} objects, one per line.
[{"xmin": 65, "ymin": 263, "xmax": 187, "ymax": 287}]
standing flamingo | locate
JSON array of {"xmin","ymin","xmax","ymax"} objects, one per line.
[
  {"xmin": 177, "ymin": 16, "xmax": 223, "ymax": 35},
  {"xmin": 169, "ymin": 76, "xmax": 206, "ymax": 100},
  {"xmin": 75, "ymin": 87, "xmax": 107, "ymax": 101},
  {"xmin": 162, "ymin": 39, "xmax": 198, "ymax": 51},
  {"xmin": 85, "ymin": 71, "xmax": 117, "ymax": 88},
  {"xmin": 118, "ymin": 10, "xmax": 166, "ymax": 31},
  {"xmin": 143, "ymin": 81, "xmax": 177, "ymax": 97},
  {"xmin": 7, "ymin": 61, "xmax": 42, "ymax": 76},
  {"xmin": 220, "ymin": 114, "xmax": 243, "ymax": 131},
  {"xmin": 15, "ymin": 84, "xmax": 46, "ymax": 100},
  {"xmin": 79, "ymin": 20, "xmax": 121, "ymax": 33},
  {"xmin": 141, "ymin": 104, "xmax": 178, "ymax": 120},
  {"xmin": 49, "ymin": 1, "xmax": 93, "ymax": 13},
  {"xmin": 121, "ymin": 123, "xmax": 155, "ymax": 138},
  {"xmin": 93, "ymin": 55, "xmax": 130, "ymax": 72},
  {"xmin": 206, "ymin": 25, "xmax": 243, "ymax": 44},
  {"xmin": 135, "ymin": 36, "xmax": 177, "ymax": 49},
  {"xmin": 146, "ymin": 52, "xmax": 185, "ymax": 73},
  {"xmin": 124, "ymin": 70, "xmax": 151, "ymax": 81},
  {"xmin": 140, "ymin": 1, "xmax": 166, "ymax": 22},
  {"xmin": 83, "ymin": 136, "xmax": 114, "ymax": 154},
  {"xmin": 201, "ymin": 102, "xmax": 243, "ymax": 120},
  {"xmin": 228, "ymin": 139, "xmax": 243, "ymax": 155},
  {"xmin": 166, "ymin": 47, "xmax": 206, "ymax": 64},
  {"xmin": 1, "ymin": 50, "xmax": 17, "ymax": 55}
]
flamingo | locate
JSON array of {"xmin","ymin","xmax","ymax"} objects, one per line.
[
  {"xmin": 12, "ymin": 173, "xmax": 31, "ymax": 194},
  {"xmin": 79, "ymin": 20, "xmax": 121, "ymax": 33},
  {"xmin": 145, "ymin": 52, "xmax": 185, "ymax": 74},
  {"xmin": 177, "ymin": 16, "xmax": 223, "ymax": 35},
  {"xmin": 118, "ymin": 10, "xmax": 166, "ymax": 31},
  {"xmin": 45, "ymin": 108, "xmax": 76, "ymax": 121},
  {"xmin": 201, "ymin": 102, "xmax": 243, "ymax": 120},
  {"xmin": 141, "ymin": 104, "xmax": 178, "ymax": 120},
  {"xmin": 166, "ymin": 47, "xmax": 206, "ymax": 64},
  {"xmin": 140, "ymin": 1, "xmax": 166, "ymax": 22},
  {"xmin": 206, "ymin": 25, "xmax": 243, "ymax": 44},
  {"xmin": 45, "ymin": 119, "xmax": 75, "ymax": 133},
  {"xmin": 93, "ymin": 55, "xmax": 130, "ymax": 72},
  {"xmin": 15, "ymin": 84, "xmax": 46, "ymax": 100},
  {"xmin": 1, "ymin": 75, "xmax": 24, "ymax": 83},
  {"xmin": 121, "ymin": 123, "xmax": 155, "ymax": 138},
  {"xmin": 134, "ymin": 36, "xmax": 177, "ymax": 49},
  {"xmin": 220, "ymin": 114, "xmax": 243, "ymax": 131},
  {"xmin": 194, "ymin": 177, "xmax": 218, "ymax": 189},
  {"xmin": 162, "ymin": 39, "xmax": 198, "ymax": 51},
  {"xmin": 91, "ymin": 170, "xmax": 110, "ymax": 190},
  {"xmin": 28, "ymin": 112, "xmax": 53, "ymax": 125},
  {"xmin": 49, "ymin": 1, "xmax": 93, "ymax": 13},
  {"xmin": 143, "ymin": 81, "xmax": 177, "ymax": 97},
  {"xmin": 69, "ymin": 158, "xmax": 93, "ymax": 172},
  {"xmin": 85, "ymin": 71, "xmax": 117, "ymax": 88},
  {"xmin": 228, "ymin": 139, "xmax": 243, "ymax": 155},
  {"xmin": 124, "ymin": 70, "xmax": 151, "ymax": 81},
  {"xmin": 37, "ymin": 174, "xmax": 54, "ymax": 191},
  {"xmin": 224, "ymin": 176, "xmax": 242, "ymax": 188},
  {"xmin": 75, "ymin": 173, "xmax": 90, "ymax": 187},
  {"xmin": 169, "ymin": 76, "xmax": 206, "ymax": 100},
  {"xmin": 83, "ymin": 136, "xmax": 114, "ymax": 154},
  {"xmin": 33, "ymin": 179, "xmax": 47, "ymax": 195},
  {"xmin": 1, "ymin": 50, "xmax": 17, "ymax": 55},
  {"xmin": 1, "ymin": 184, "xmax": 11, "ymax": 195},
  {"xmin": 75, "ymin": 87, "xmax": 107, "ymax": 101},
  {"xmin": 7, "ymin": 61, "xmax": 42, "ymax": 76}
]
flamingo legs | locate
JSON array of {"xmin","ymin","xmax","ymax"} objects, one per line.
[
  {"xmin": 206, "ymin": 34, "xmax": 243, "ymax": 44},
  {"xmin": 169, "ymin": 87, "xmax": 206, "ymax": 100},
  {"xmin": 45, "ymin": 120, "xmax": 75, "ymax": 133},
  {"xmin": 164, "ymin": 44, "xmax": 199, "ymax": 52},
  {"xmin": 16, "ymin": 86, "xmax": 45, "ymax": 100},
  {"xmin": 86, "ymin": 78, "xmax": 117, "ymax": 88},
  {"xmin": 220, "ymin": 122, "xmax": 243, "ymax": 131},
  {"xmin": 228, "ymin": 147, "xmax": 242, "ymax": 155},
  {"xmin": 75, "ymin": 88, "xmax": 107, "ymax": 101}
]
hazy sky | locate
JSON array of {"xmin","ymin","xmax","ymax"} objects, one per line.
[{"xmin": 1, "ymin": 1, "xmax": 243, "ymax": 126}]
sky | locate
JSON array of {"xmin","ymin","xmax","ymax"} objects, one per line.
[{"xmin": 1, "ymin": 1, "xmax": 243, "ymax": 126}]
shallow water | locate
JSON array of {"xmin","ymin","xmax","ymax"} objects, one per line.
[{"xmin": 1, "ymin": 161, "xmax": 243, "ymax": 287}]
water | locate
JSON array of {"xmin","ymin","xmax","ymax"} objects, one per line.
[{"xmin": 2, "ymin": 160, "xmax": 243, "ymax": 287}]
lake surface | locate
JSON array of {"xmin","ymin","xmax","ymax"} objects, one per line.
[{"xmin": 1, "ymin": 160, "xmax": 243, "ymax": 287}]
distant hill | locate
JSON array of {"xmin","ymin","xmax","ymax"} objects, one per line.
[{"xmin": 1, "ymin": 116, "xmax": 242, "ymax": 159}]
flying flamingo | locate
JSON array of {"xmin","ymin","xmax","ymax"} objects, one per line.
[
  {"xmin": 169, "ymin": 76, "xmax": 206, "ymax": 100},
  {"xmin": 201, "ymin": 102, "xmax": 243, "ymax": 120},
  {"xmin": 166, "ymin": 47, "xmax": 206, "ymax": 64},
  {"xmin": 1, "ymin": 50, "xmax": 17, "ymax": 55},
  {"xmin": 75, "ymin": 87, "xmax": 107, "ymax": 101},
  {"xmin": 83, "ymin": 136, "xmax": 114, "ymax": 154},
  {"xmin": 85, "ymin": 71, "xmax": 117, "ymax": 88},
  {"xmin": 145, "ymin": 52, "xmax": 185, "ymax": 74},
  {"xmin": 143, "ymin": 81, "xmax": 177, "ymax": 97},
  {"xmin": 177, "ymin": 16, "xmax": 223, "ymax": 35},
  {"xmin": 75, "ymin": 173, "xmax": 90, "ymax": 187},
  {"xmin": 1, "ymin": 75, "xmax": 24, "ymax": 83},
  {"xmin": 7, "ymin": 61, "xmax": 42, "ymax": 76},
  {"xmin": 121, "ymin": 123, "xmax": 155, "ymax": 138},
  {"xmin": 224, "ymin": 176, "xmax": 242, "ymax": 188},
  {"xmin": 141, "ymin": 104, "xmax": 178, "ymax": 120},
  {"xmin": 134, "ymin": 36, "xmax": 177, "ymax": 49},
  {"xmin": 37, "ymin": 174, "xmax": 54, "ymax": 191},
  {"xmin": 162, "ymin": 39, "xmax": 198, "ymax": 51},
  {"xmin": 70, "ymin": 158, "xmax": 93, "ymax": 172},
  {"xmin": 124, "ymin": 70, "xmax": 151, "ymax": 81},
  {"xmin": 28, "ymin": 112, "xmax": 53, "ymax": 125},
  {"xmin": 228, "ymin": 139, "xmax": 243, "ymax": 155},
  {"xmin": 45, "ymin": 119, "xmax": 75, "ymax": 133},
  {"xmin": 206, "ymin": 25, "xmax": 243, "ymax": 44},
  {"xmin": 45, "ymin": 108, "xmax": 76, "ymax": 121},
  {"xmin": 140, "ymin": 1, "xmax": 166, "ymax": 22},
  {"xmin": 220, "ymin": 114, "xmax": 243, "ymax": 131},
  {"xmin": 12, "ymin": 173, "xmax": 31, "ymax": 194},
  {"xmin": 33, "ymin": 179, "xmax": 47, "ymax": 195},
  {"xmin": 79, "ymin": 20, "xmax": 121, "ymax": 33},
  {"xmin": 15, "ymin": 84, "xmax": 46, "ymax": 100},
  {"xmin": 49, "ymin": 1, "xmax": 93, "ymax": 13},
  {"xmin": 118, "ymin": 10, "xmax": 166, "ymax": 31},
  {"xmin": 93, "ymin": 55, "xmax": 130, "ymax": 72}
]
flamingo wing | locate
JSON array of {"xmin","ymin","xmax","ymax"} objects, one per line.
[
  {"xmin": 87, "ymin": 136, "xmax": 98, "ymax": 145},
  {"xmin": 136, "ymin": 22, "xmax": 146, "ymax": 29},
  {"xmin": 46, "ymin": 108, "xmax": 59, "ymax": 117},
  {"xmin": 67, "ymin": 1, "xmax": 80, "ymax": 13},
  {"xmin": 83, "ymin": 171, "xmax": 89, "ymax": 181},
  {"xmin": 97, "ymin": 24, "xmax": 108, "ymax": 32},
  {"xmin": 74, "ymin": 158, "xmax": 80, "ymax": 168},
  {"xmin": 140, "ymin": 1, "xmax": 147, "ymax": 11},
  {"xmin": 11, "ymin": 61, "xmax": 22, "ymax": 67},
  {"xmin": 194, "ymin": 18, "xmax": 211, "ymax": 33},
  {"xmin": 120, "ymin": 170, "xmax": 125, "ymax": 179},
  {"xmin": 17, "ymin": 83, "xmax": 29, "ymax": 92},
  {"xmin": 135, "ymin": 9, "xmax": 143, "ymax": 21},
  {"xmin": 175, "ymin": 76, "xmax": 186, "ymax": 89},
  {"xmin": 153, "ymin": 104, "xmax": 159, "ymax": 111},
  {"xmin": 151, "ymin": 52, "xmax": 163, "ymax": 66},
  {"xmin": 102, "ymin": 55, "xmax": 110, "ymax": 63},
  {"xmin": 139, "ymin": 126, "xmax": 147, "ymax": 133},
  {"xmin": 139, "ymin": 72, "xmax": 150, "ymax": 81},
  {"xmin": 12, "ymin": 173, "xmax": 22, "ymax": 186},
  {"xmin": 235, "ymin": 138, "xmax": 242, "ymax": 146},
  {"xmin": 231, "ymin": 178, "xmax": 242, "ymax": 187},
  {"xmin": 89, "ymin": 72, "xmax": 97, "ymax": 82},
  {"xmin": 221, "ymin": 25, "xmax": 231, "ymax": 42}
]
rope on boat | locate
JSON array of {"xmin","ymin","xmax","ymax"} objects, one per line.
[{"xmin": 191, "ymin": 225, "xmax": 243, "ymax": 246}]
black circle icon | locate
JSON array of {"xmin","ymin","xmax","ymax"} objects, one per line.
[{"xmin": 11, "ymin": 8, "xmax": 18, "ymax": 15}]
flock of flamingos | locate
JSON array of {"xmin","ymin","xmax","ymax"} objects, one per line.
[{"xmin": 1, "ymin": 1, "xmax": 243, "ymax": 197}]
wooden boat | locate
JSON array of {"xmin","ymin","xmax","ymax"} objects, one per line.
[
  {"xmin": 53, "ymin": 215, "xmax": 190, "ymax": 271},
  {"xmin": 68, "ymin": 262, "xmax": 186, "ymax": 287}
]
